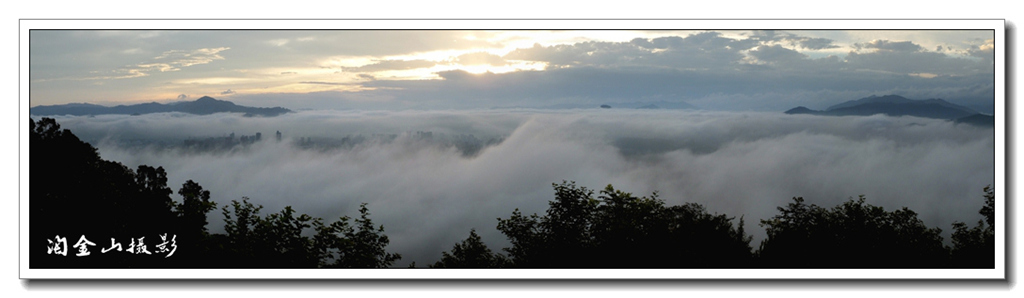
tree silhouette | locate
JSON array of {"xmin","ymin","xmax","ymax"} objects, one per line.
[
  {"xmin": 497, "ymin": 181, "xmax": 752, "ymax": 268},
  {"xmin": 176, "ymin": 180, "xmax": 217, "ymax": 238},
  {"xmin": 431, "ymin": 229, "xmax": 509, "ymax": 268},
  {"xmin": 757, "ymin": 196, "xmax": 947, "ymax": 268},
  {"xmin": 217, "ymin": 199, "xmax": 400, "ymax": 268},
  {"xmin": 950, "ymin": 185, "xmax": 996, "ymax": 268},
  {"xmin": 332, "ymin": 203, "xmax": 402, "ymax": 268},
  {"xmin": 30, "ymin": 118, "xmax": 186, "ymax": 268}
]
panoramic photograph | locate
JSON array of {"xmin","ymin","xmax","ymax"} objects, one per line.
[{"xmin": 25, "ymin": 27, "xmax": 999, "ymax": 275}]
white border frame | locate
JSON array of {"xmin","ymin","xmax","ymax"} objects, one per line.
[{"xmin": 19, "ymin": 19, "xmax": 1006, "ymax": 280}]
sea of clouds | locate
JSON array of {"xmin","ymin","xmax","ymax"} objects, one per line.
[{"xmin": 39, "ymin": 109, "xmax": 995, "ymax": 266}]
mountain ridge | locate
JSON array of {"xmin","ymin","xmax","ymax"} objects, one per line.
[
  {"xmin": 785, "ymin": 95, "xmax": 992, "ymax": 127},
  {"xmin": 31, "ymin": 96, "xmax": 292, "ymax": 117}
]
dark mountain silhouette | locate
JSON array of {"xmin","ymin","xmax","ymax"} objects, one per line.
[
  {"xmin": 785, "ymin": 95, "xmax": 981, "ymax": 120},
  {"xmin": 954, "ymin": 113, "xmax": 995, "ymax": 127},
  {"xmin": 783, "ymin": 106, "xmax": 815, "ymax": 115},
  {"xmin": 31, "ymin": 96, "xmax": 291, "ymax": 117}
]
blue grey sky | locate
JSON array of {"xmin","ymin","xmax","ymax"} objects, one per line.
[{"xmin": 30, "ymin": 30, "xmax": 995, "ymax": 112}]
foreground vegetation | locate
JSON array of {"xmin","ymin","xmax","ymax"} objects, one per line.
[{"xmin": 30, "ymin": 118, "xmax": 995, "ymax": 268}]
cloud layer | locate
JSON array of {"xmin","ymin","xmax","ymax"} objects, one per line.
[
  {"xmin": 30, "ymin": 30, "xmax": 996, "ymax": 114},
  {"xmin": 43, "ymin": 109, "xmax": 995, "ymax": 265}
]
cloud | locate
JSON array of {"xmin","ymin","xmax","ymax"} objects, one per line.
[
  {"xmin": 46, "ymin": 110, "xmax": 994, "ymax": 265},
  {"xmin": 854, "ymin": 39, "xmax": 924, "ymax": 52},
  {"xmin": 298, "ymin": 81, "xmax": 350, "ymax": 86},
  {"xmin": 505, "ymin": 32, "xmax": 754, "ymax": 70},
  {"xmin": 745, "ymin": 30, "xmax": 840, "ymax": 50},
  {"xmin": 340, "ymin": 59, "xmax": 439, "ymax": 72},
  {"xmin": 749, "ymin": 45, "xmax": 808, "ymax": 65},
  {"xmin": 176, "ymin": 94, "xmax": 189, "ymax": 100},
  {"xmin": 268, "ymin": 39, "xmax": 289, "ymax": 47},
  {"xmin": 220, "ymin": 89, "xmax": 235, "ymax": 95},
  {"xmin": 64, "ymin": 47, "xmax": 232, "ymax": 81},
  {"xmin": 454, "ymin": 52, "xmax": 506, "ymax": 65},
  {"xmin": 968, "ymin": 39, "xmax": 995, "ymax": 63},
  {"xmin": 153, "ymin": 47, "xmax": 231, "ymax": 67},
  {"xmin": 844, "ymin": 48, "xmax": 987, "ymax": 75},
  {"xmin": 796, "ymin": 37, "xmax": 840, "ymax": 50},
  {"xmin": 280, "ymin": 71, "xmax": 298, "ymax": 75}
]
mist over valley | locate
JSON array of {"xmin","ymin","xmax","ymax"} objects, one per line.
[{"xmin": 36, "ymin": 108, "xmax": 995, "ymax": 265}]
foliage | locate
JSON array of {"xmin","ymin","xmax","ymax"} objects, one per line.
[
  {"xmin": 30, "ymin": 118, "xmax": 182, "ymax": 267},
  {"xmin": 431, "ymin": 229, "xmax": 509, "ymax": 268},
  {"xmin": 218, "ymin": 199, "xmax": 400, "ymax": 268},
  {"xmin": 949, "ymin": 185, "xmax": 996, "ymax": 268},
  {"xmin": 757, "ymin": 196, "xmax": 948, "ymax": 268},
  {"xmin": 30, "ymin": 117, "xmax": 401, "ymax": 268},
  {"xmin": 332, "ymin": 203, "xmax": 402, "ymax": 268},
  {"xmin": 496, "ymin": 181, "xmax": 752, "ymax": 268}
]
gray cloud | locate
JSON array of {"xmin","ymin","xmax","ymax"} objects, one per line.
[
  {"xmin": 748, "ymin": 30, "xmax": 839, "ymax": 50},
  {"xmin": 855, "ymin": 39, "xmax": 924, "ymax": 52},
  {"xmin": 968, "ymin": 40, "xmax": 995, "ymax": 64},
  {"xmin": 797, "ymin": 37, "xmax": 840, "ymax": 50},
  {"xmin": 749, "ymin": 45, "xmax": 808, "ymax": 65},
  {"xmin": 177, "ymin": 94, "xmax": 189, "ymax": 100},
  {"xmin": 843, "ymin": 48, "xmax": 987, "ymax": 75},
  {"xmin": 505, "ymin": 33, "xmax": 753, "ymax": 70},
  {"xmin": 44, "ymin": 110, "xmax": 995, "ymax": 266},
  {"xmin": 220, "ymin": 89, "xmax": 235, "ymax": 95}
]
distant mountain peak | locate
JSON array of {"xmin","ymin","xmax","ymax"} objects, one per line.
[
  {"xmin": 31, "ymin": 96, "xmax": 291, "ymax": 117},
  {"xmin": 784, "ymin": 106, "xmax": 816, "ymax": 114},
  {"xmin": 786, "ymin": 95, "xmax": 980, "ymax": 121},
  {"xmin": 826, "ymin": 94, "xmax": 913, "ymax": 111}
]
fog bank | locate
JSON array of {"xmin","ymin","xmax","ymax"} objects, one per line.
[{"xmin": 41, "ymin": 109, "xmax": 995, "ymax": 266}]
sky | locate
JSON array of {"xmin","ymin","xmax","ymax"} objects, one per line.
[{"xmin": 29, "ymin": 29, "xmax": 996, "ymax": 112}]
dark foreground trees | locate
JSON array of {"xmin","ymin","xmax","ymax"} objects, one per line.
[
  {"xmin": 494, "ymin": 181, "xmax": 752, "ymax": 268},
  {"xmin": 430, "ymin": 229, "xmax": 510, "ymax": 268},
  {"xmin": 756, "ymin": 196, "xmax": 948, "ymax": 268},
  {"xmin": 211, "ymin": 199, "xmax": 401, "ymax": 268},
  {"xmin": 30, "ymin": 117, "xmax": 400, "ymax": 268},
  {"xmin": 949, "ymin": 186, "xmax": 996, "ymax": 268},
  {"xmin": 754, "ymin": 187, "xmax": 995, "ymax": 268},
  {"xmin": 440, "ymin": 183, "xmax": 995, "ymax": 268}
]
